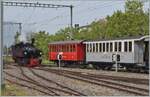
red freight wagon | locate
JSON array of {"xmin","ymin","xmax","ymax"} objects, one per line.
[{"xmin": 48, "ymin": 40, "xmax": 85, "ymax": 66}]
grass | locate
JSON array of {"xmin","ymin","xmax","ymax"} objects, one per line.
[
  {"xmin": 2, "ymin": 81, "xmax": 29, "ymax": 96},
  {"xmin": 42, "ymin": 59, "xmax": 56, "ymax": 66},
  {"xmin": 3, "ymin": 56, "xmax": 14, "ymax": 63}
]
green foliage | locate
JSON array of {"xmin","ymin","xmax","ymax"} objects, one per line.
[
  {"xmin": 106, "ymin": 0, "xmax": 149, "ymax": 38},
  {"xmin": 125, "ymin": 0, "xmax": 143, "ymax": 14}
]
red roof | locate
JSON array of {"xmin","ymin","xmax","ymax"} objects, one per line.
[{"xmin": 48, "ymin": 40, "xmax": 84, "ymax": 45}]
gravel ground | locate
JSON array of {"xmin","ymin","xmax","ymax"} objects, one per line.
[{"xmin": 4, "ymin": 65, "xmax": 149, "ymax": 96}]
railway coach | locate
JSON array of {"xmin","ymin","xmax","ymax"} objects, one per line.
[
  {"xmin": 48, "ymin": 40, "xmax": 85, "ymax": 66},
  {"xmin": 84, "ymin": 35, "xmax": 149, "ymax": 71}
]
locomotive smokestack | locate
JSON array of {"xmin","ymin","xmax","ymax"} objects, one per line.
[{"xmin": 31, "ymin": 38, "xmax": 35, "ymax": 45}]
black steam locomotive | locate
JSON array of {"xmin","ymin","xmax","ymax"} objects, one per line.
[{"xmin": 11, "ymin": 39, "xmax": 42, "ymax": 67}]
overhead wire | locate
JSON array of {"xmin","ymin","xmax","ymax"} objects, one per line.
[
  {"xmin": 21, "ymin": 1, "xmax": 125, "ymax": 34},
  {"xmin": 27, "ymin": 1, "xmax": 115, "ymax": 28}
]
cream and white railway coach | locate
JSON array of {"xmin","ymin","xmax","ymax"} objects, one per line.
[{"xmin": 83, "ymin": 35, "xmax": 149, "ymax": 69}]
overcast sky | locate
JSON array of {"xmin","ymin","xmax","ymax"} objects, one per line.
[{"xmin": 3, "ymin": 0, "xmax": 149, "ymax": 46}]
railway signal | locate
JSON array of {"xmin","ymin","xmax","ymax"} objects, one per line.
[
  {"xmin": 57, "ymin": 52, "xmax": 63, "ymax": 69},
  {"xmin": 112, "ymin": 53, "xmax": 120, "ymax": 72}
]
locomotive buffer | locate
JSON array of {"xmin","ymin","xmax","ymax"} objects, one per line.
[{"xmin": 112, "ymin": 53, "xmax": 120, "ymax": 72}]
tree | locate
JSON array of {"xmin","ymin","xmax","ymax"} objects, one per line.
[
  {"xmin": 28, "ymin": 31, "xmax": 51, "ymax": 59},
  {"xmin": 106, "ymin": 0, "xmax": 149, "ymax": 38},
  {"xmin": 125, "ymin": 0, "xmax": 143, "ymax": 14}
]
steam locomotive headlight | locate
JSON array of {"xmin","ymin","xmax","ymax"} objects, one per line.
[
  {"xmin": 24, "ymin": 51, "xmax": 27, "ymax": 55},
  {"xmin": 40, "ymin": 52, "xmax": 42, "ymax": 55}
]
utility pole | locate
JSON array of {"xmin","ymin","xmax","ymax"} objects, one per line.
[
  {"xmin": 70, "ymin": 5, "xmax": 73, "ymax": 28},
  {"xmin": 0, "ymin": 0, "xmax": 4, "ymax": 95},
  {"xmin": 70, "ymin": 5, "xmax": 73, "ymax": 40}
]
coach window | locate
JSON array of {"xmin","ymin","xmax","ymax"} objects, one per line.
[
  {"xmin": 58, "ymin": 45, "xmax": 59, "ymax": 52},
  {"xmin": 55, "ymin": 45, "xmax": 57, "ymax": 52},
  {"xmin": 72, "ymin": 44, "xmax": 75, "ymax": 52},
  {"xmin": 57, "ymin": 45, "xmax": 59, "ymax": 52},
  {"xmin": 51, "ymin": 45, "xmax": 53, "ymax": 52},
  {"xmin": 58, "ymin": 45, "xmax": 60, "ymax": 52},
  {"xmin": 124, "ymin": 42, "xmax": 128, "ymax": 52},
  {"xmin": 66, "ymin": 45, "xmax": 69, "ymax": 52},
  {"xmin": 88, "ymin": 44, "xmax": 90, "ymax": 52},
  {"xmin": 66, "ymin": 45, "xmax": 68, "ymax": 52},
  {"xmin": 115, "ymin": 42, "xmax": 117, "ymax": 52},
  {"xmin": 99, "ymin": 43, "xmax": 101, "ymax": 52},
  {"xmin": 56, "ymin": 45, "xmax": 58, "ymax": 52},
  {"xmin": 118, "ymin": 42, "xmax": 122, "ymax": 52},
  {"xmin": 129, "ymin": 41, "xmax": 132, "ymax": 52},
  {"xmin": 67, "ymin": 45, "xmax": 69, "ymax": 52},
  {"xmin": 56, "ymin": 45, "xmax": 57, "ymax": 52},
  {"xmin": 110, "ymin": 42, "xmax": 113, "ymax": 52},
  {"xmin": 63, "ymin": 45, "xmax": 66, "ymax": 52},
  {"xmin": 103, "ymin": 43, "xmax": 105, "ymax": 52},
  {"xmin": 61, "ymin": 45, "xmax": 64, "ymax": 52},
  {"xmin": 96, "ymin": 43, "xmax": 98, "ymax": 52},
  {"xmin": 64, "ymin": 45, "xmax": 65, "ymax": 52},
  {"xmin": 49, "ymin": 45, "xmax": 51, "ymax": 52},
  {"xmin": 86, "ymin": 44, "xmax": 88, "ymax": 52},
  {"xmin": 92, "ymin": 43, "xmax": 95, "ymax": 52},
  {"xmin": 60, "ymin": 45, "xmax": 62, "ymax": 52},
  {"xmin": 70, "ymin": 45, "xmax": 72, "ymax": 52},
  {"xmin": 64, "ymin": 45, "xmax": 66, "ymax": 52},
  {"xmin": 87, "ymin": 44, "xmax": 90, "ymax": 52},
  {"xmin": 53, "ymin": 45, "xmax": 55, "ymax": 52},
  {"xmin": 106, "ymin": 43, "xmax": 109, "ymax": 52},
  {"xmin": 89, "ymin": 43, "xmax": 92, "ymax": 52}
]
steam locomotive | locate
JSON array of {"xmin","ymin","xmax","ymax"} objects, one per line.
[{"xmin": 11, "ymin": 39, "xmax": 42, "ymax": 67}]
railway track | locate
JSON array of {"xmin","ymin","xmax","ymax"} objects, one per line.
[
  {"xmin": 28, "ymin": 68, "xmax": 86, "ymax": 96},
  {"xmin": 51, "ymin": 68, "xmax": 149, "ymax": 85},
  {"xmin": 35, "ymin": 67, "xmax": 149, "ymax": 96},
  {"xmin": 4, "ymin": 65, "xmax": 86, "ymax": 96},
  {"xmin": 5, "ymin": 72, "xmax": 57, "ymax": 96},
  {"xmin": 5, "ymin": 78, "xmax": 54, "ymax": 96},
  {"xmin": 42, "ymin": 65, "xmax": 149, "ymax": 85},
  {"xmin": 4, "ymin": 64, "xmax": 149, "ymax": 96}
]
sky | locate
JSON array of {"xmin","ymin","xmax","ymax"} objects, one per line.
[{"xmin": 3, "ymin": 0, "xmax": 149, "ymax": 46}]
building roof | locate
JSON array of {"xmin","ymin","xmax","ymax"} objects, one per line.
[{"xmin": 48, "ymin": 40, "xmax": 85, "ymax": 45}]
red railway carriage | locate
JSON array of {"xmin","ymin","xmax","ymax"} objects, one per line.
[{"xmin": 48, "ymin": 40, "xmax": 85, "ymax": 65}]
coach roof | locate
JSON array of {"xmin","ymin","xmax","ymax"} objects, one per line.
[
  {"xmin": 48, "ymin": 40, "xmax": 85, "ymax": 45},
  {"xmin": 84, "ymin": 35, "xmax": 149, "ymax": 43}
]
